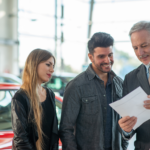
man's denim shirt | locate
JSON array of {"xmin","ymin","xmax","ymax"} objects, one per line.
[{"xmin": 60, "ymin": 64, "xmax": 128, "ymax": 150}]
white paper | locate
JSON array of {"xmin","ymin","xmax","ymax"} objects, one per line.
[{"xmin": 109, "ymin": 86, "xmax": 150, "ymax": 129}]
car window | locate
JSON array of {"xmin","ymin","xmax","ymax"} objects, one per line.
[
  {"xmin": 0, "ymin": 90, "xmax": 16, "ymax": 130},
  {"xmin": 0, "ymin": 76, "xmax": 21, "ymax": 84},
  {"xmin": 0, "ymin": 77, "xmax": 14, "ymax": 83}
]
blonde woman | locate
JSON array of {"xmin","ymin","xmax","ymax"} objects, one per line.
[{"xmin": 11, "ymin": 49, "xmax": 58, "ymax": 150}]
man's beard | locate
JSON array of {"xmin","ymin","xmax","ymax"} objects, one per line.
[{"xmin": 93, "ymin": 61, "xmax": 113, "ymax": 73}]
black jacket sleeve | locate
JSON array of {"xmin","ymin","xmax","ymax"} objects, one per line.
[{"xmin": 11, "ymin": 94, "xmax": 35, "ymax": 150}]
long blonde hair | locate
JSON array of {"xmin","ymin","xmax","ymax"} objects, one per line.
[{"xmin": 21, "ymin": 49, "xmax": 55, "ymax": 150}]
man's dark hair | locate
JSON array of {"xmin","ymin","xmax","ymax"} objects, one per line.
[{"xmin": 88, "ymin": 32, "xmax": 114, "ymax": 54}]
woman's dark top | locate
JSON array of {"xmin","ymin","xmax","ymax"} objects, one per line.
[
  {"xmin": 11, "ymin": 88, "xmax": 58, "ymax": 150},
  {"xmin": 41, "ymin": 89, "xmax": 54, "ymax": 150}
]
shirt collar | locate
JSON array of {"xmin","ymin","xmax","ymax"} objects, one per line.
[
  {"xmin": 85, "ymin": 64, "xmax": 97, "ymax": 80},
  {"xmin": 86, "ymin": 64, "xmax": 112, "ymax": 84}
]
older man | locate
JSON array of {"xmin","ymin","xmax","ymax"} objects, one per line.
[
  {"xmin": 118, "ymin": 21, "xmax": 150, "ymax": 149},
  {"xmin": 59, "ymin": 32, "xmax": 128, "ymax": 150}
]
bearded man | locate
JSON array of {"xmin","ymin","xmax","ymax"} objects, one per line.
[{"xmin": 59, "ymin": 32, "xmax": 128, "ymax": 150}]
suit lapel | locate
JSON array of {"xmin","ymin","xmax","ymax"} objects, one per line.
[{"xmin": 137, "ymin": 64, "xmax": 150, "ymax": 94}]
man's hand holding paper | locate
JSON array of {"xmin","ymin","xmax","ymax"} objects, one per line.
[
  {"xmin": 110, "ymin": 86, "xmax": 150, "ymax": 130},
  {"xmin": 119, "ymin": 95, "xmax": 150, "ymax": 133},
  {"xmin": 118, "ymin": 116, "xmax": 137, "ymax": 132}
]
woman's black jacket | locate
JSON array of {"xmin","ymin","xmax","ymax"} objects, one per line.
[{"xmin": 11, "ymin": 87, "xmax": 59, "ymax": 150}]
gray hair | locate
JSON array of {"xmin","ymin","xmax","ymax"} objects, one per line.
[{"xmin": 129, "ymin": 21, "xmax": 150, "ymax": 37}]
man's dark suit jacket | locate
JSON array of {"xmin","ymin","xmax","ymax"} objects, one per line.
[{"xmin": 122, "ymin": 64, "xmax": 150, "ymax": 150}]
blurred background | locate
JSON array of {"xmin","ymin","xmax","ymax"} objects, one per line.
[{"xmin": 0, "ymin": 0, "xmax": 150, "ymax": 149}]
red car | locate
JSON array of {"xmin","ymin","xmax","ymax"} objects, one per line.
[{"xmin": 0, "ymin": 83, "xmax": 62, "ymax": 150}]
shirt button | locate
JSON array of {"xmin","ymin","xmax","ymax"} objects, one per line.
[
  {"xmin": 104, "ymin": 95, "xmax": 105, "ymax": 97},
  {"xmin": 104, "ymin": 107, "xmax": 106, "ymax": 109}
]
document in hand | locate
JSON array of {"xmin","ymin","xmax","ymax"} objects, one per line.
[{"xmin": 109, "ymin": 86, "xmax": 150, "ymax": 130}]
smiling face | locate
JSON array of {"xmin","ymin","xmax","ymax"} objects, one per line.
[
  {"xmin": 88, "ymin": 46, "xmax": 114, "ymax": 74},
  {"xmin": 37, "ymin": 57, "xmax": 54, "ymax": 84},
  {"xmin": 131, "ymin": 29, "xmax": 150, "ymax": 65}
]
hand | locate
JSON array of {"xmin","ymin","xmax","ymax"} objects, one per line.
[
  {"xmin": 118, "ymin": 116, "xmax": 137, "ymax": 132},
  {"xmin": 143, "ymin": 95, "xmax": 150, "ymax": 109}
]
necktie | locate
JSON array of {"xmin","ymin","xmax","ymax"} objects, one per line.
[{"xmin": 148, "ymin": 67, "xmax": 150, "ymax": 84}]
